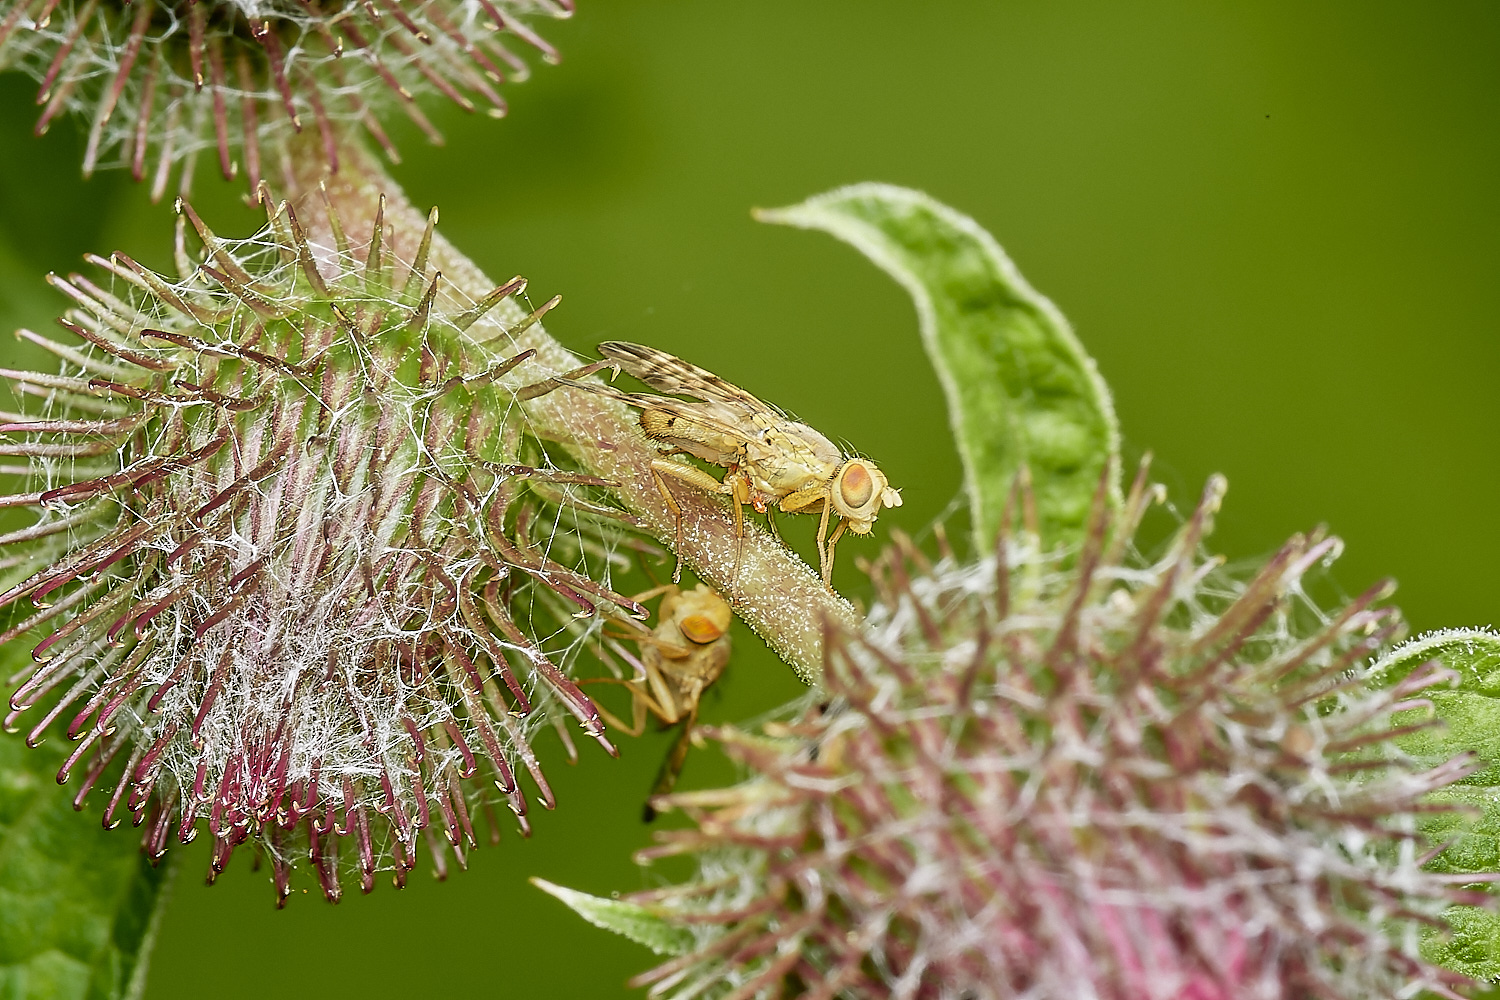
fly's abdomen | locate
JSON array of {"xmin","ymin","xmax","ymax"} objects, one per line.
[{"xmin": 642, "ymin": 410, "xmax": 742, "ymax": 465}]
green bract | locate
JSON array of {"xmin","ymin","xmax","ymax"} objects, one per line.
[{"xmin": 531, "ymin": 878, "xmax": 694, "ymax": 958}]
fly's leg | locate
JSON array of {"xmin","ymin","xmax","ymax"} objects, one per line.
[
  {"xmin": 779, "ymin": 484, "xmax": 828, "ymax": 514},
  {"xmin": 651, "ymin": 459, "xmax": 734, "ymax": 499},
  {"xmin": 579, "ymin": 673, "xmax": 672, "ymax": 736},
  {"xmin": 729, "ymin": 474, "xmax": 752, "ymax": 585},
  {"xmin": 764, "ymin": 506, "xmax": 784, "ymax": 544},
  {"xmin": 630, "ymin": 583, "xmax": 678, "ymax": 603},
  {"xmin": 814, "ymin": 496, "xmax": 834, "ymax": 588},
  {"xmin": 649, "ymin": 466, "xmax": 686, "ymax": 582},
  {"xmin": 650, "ymin": 458, "xmax": 747, "ymax": 585},
  {"xmin": 823, "ymin": 520, "xmax": 848, "ymax": 587},
  {"xmin": 644, "ymin": 707, "xmax": 699, "ymax": 822},
  {"xmin": 649, "ymin": 459, "xmax": 727, "ymax": 583},
  {"xmin": 774, "ymin": 483, "xmax": 831, "ymax": 573},
  {"xmin": 779, "ymin": 483, "xmax": 829, "ymax": 545},
  {"xmin": 577, "ymin": 679, "xmax": 650, "ymax": 737},
  {"xmin": 644, "ymin": 661, "xmax": 683, "ymax": 727}
]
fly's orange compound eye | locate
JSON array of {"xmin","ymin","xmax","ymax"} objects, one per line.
[
  {"xmin": 838, "ymin": 462, "xmax": 875, "ymax": 511},
  {"xmin": 678, "ymin": 614, "xmax": 725, "ymax": 645}
]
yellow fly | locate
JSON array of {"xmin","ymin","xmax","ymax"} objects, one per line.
[
  {"xmin": 588, "ymin": 583, "xmax": 732, "ymax": 819},
  {"xmin": 570, "ymin": 341, "xmax": 902, "ymax": 586}
]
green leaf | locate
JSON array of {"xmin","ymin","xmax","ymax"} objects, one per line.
[
  {"xmin": 755, "ymin": 183, "xmax": 1120, "ymax": 552},
  {"xmin": 531, "ymin": 878, "xmax": 694, "ymax": 957},
  {"xmin": 0, "ymin": 654, "xmax": 173, "ymax": 999},
  {"xmin": 1375, "ymin": 629, "xmax": 1500, "ymax": 785},
  {"xmin": 1422, "ymin": 903, "xmax": 1500, "ymax": 984},
  {"xmin": 1374, "ymin": 628, "xmax": 1500, "ymax": 694},
  {"xmin": 1368, "ymin": 629, "xmax": 1500, "ymax": 980}
]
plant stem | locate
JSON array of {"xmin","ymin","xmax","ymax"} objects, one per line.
[{"xmin": 279, "ymin": 141, "xmax": 854, "ymax": 683}]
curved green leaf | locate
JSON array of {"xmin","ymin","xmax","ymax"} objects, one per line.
[
  {"xmin": 531, "ymin": 878, "xmax": 694, "ymax": 957},
  {"xmin": 1370, "ymin": 629, "xmax": 1500, "ymax": 980},
  {"xmin": 0, "ymin": 726, "xmax": 172, "ymax": 999},
  {"xmin": 1373, "ymin": 628, "xmax": 1500, "ymax": 694},
  {"xmin": 1375, "ymin": 629, "xmax": 1500, "ymax": 786},
  {"xmin": 755, "ymin": 183, "xmax": 1120, "ymax": 551}
]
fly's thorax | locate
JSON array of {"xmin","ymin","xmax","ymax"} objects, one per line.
[
  {"xmin": 749, "ymin": 423, "xmax": 841, "ymax": 497},
  {"xmin": 781, "ymin": 422, "xmax": 842, "ymax": 468}
]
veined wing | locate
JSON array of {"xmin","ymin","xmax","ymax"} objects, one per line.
[
  {"xmin": 598, "ymin": 342, "xmax": 782, "ymax": 416},
  {"xmin": 561, "ymin": 378, "xmax": 756, "ymax": 447}
]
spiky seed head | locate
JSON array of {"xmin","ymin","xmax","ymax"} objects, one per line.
[
  {"xmin": 622, "ymin": 469, "xmax": 1486, "ymax": 999},
  {"xmin": 0, "ymin": 0, "xmax": 570, "ymax": 198},
  {"xmin": 0, "ymin": 186, "xmax": 641, "ymax": 903}
]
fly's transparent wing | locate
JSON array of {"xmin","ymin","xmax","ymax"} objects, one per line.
[
  {"xmin": 598, "ymin": 342, "xmax": 783, "ymax": 416},
  {"xmin": 560, "ymin": 380, "xmax": 757, "ymax": 447}
]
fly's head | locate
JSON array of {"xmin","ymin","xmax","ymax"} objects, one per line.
[
  {"xmin": 830, "ymin": 459, "xmax": 903, "ymax": 534},
  {"xmin": 671, "ymin": 584, "xmax": 733, "ymax": 645}
]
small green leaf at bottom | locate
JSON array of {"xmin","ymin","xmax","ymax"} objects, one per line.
[
  {"xmin": 0, "ymin": 728, "xmax": 172, "ymax": 1000},
  {"xmin": 755, "ymin": 183, "xmax": 1120, "ymax": 553},
  {"xmin": 531, "ymin": 878, "xmax": 694, "ymax": 957}
]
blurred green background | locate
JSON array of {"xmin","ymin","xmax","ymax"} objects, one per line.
[{"xmin": 0, "ymin": 1, "xmax": 1496, "ymax": 996}]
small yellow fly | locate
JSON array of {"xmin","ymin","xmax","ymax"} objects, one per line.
[
  {"xmin": 588, "ymin": 583, "xmax": 733, "ymax": 819},
  {"xmin": 571, "ymin": 342, "xmax": 902, "ymax": 586}
]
